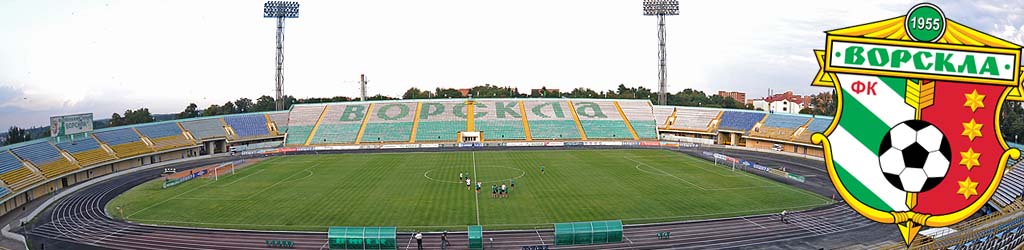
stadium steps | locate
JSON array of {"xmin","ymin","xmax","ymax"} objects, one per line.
[
  {"xmin": 708, "ymin": 111, "xmax": 724, "ymax": 132},
  {"xmin": 518, "ymin": 100, "xmax": 533, "ymax": 141},
  {"xmin": 664, "ymin": 107, "xmax": 678, "ymax": 128},
  {"xmin": 409, "ymin": 102, "xmax": 424, "ymax": 142},
  {"xmin": 565, "ymin": 100, "xmax": 588, "ymax": 140},
  {"xmin": 466, "ymin": 100, "xmax": 476, "ymax": 132},
  {"xmin": 353, "ymin": 103, "xmax": 375, "ymax": 144},
  {"xmin": 305, "ymin": 105, "xmax": 332, "ymax": 145},
  {"xmin": 72, "ymin": 149, "xmax": 116, "ymax": 167},
  {"xmin": 264, "ymin": 114, "xmax": 279, "ymax": 136},
  {"xmin": 176, "ymin": 122, "xmax": 197, "ymax": 143},
  {"xmin": 613, "ymin": 101, "xmax": 641, "ymax": 140}
]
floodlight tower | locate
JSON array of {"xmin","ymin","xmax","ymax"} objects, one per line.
[
  {"xmin": 264, "ymin": 1, "xmax": 300, "ymax": 111},
  {"xmin": 643, "ymin": 0, "xmax": 678, "ymax": 105}
]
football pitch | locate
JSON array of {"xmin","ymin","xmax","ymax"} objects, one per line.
[{"xmin": 107, "ymin": 149, "xmax": 832, "ymax": 231}]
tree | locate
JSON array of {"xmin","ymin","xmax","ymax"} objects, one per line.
[
  {"xmin": 203, "ymin": 104, "xmax": 222, "ymax": 116},
  {"xmin": 110, "ymin": 113, "xmax": 125, "ymax": 127},
  {"xmin": 434, "ymin": 88, "xmax": 464, "ymax": 98},
  {"xmin": 253, "ymin": 95, "xmax": 276, "ymax": 112},
  {"xmin": 220, "ymin": 102, "xmax": 237, "ymax": 114},
  {"xmin": 124, "ymin": 108, "xmax": 154, "ymax": 125},
  {"xmin": 3, "ymin": 126, "xmax": 30, "ymax": 146},
  {"xmin": 234, "ymin": 98, "xmax": 254, "ymax": 113},
  {"xmin": 403, "ymin": 87, "xmax": 431, "ymax": 99},
  {"xmin": 1001, "ymin": 101, "xmax": 1023, "ymax": 143},
  {"xmin": 176, "ymin": 103, "xmax": 200, "ymax": 119},
  {"xmin": 567, "ymin": 88, "xmax": 600, "ymax": 98}
]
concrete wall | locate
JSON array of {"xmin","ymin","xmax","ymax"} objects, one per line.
[{"xmin": 745, "ymin": 138, "xmax": 824, "ymax": 158}]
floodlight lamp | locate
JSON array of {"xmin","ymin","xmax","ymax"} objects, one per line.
[
  {"xmin": 642, "ymin": 0, "xmax": 680, "ymax": 16},
  {"xmin": 264, "ymin": 1, "xmax": 300, "ymax": 18}
]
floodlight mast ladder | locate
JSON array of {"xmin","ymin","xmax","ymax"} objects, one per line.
[
  {"xmin": 643, "ymin": 0, "xmax": 679, "ymax": 105},
  {"xmin": 264, "ymin": 1, "xmax": 300, "ymax": 111}
]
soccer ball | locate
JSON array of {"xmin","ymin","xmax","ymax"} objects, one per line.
[{"xmin": 878, "ymin": 120, "xmax": 951, "ymax": 193}]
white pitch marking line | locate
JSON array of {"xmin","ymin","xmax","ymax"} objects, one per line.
[
  {"xmin": 743, "ymin": 217, "xmax": 767, "ymax": 229},
  {"xmin": 624, "ymin": 156, "xmax": 706, "ymax": 190},
  {"xmin": 472, "ymin": 151, "xmax": 481, "ymax": 226}
]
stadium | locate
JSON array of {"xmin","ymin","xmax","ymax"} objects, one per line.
[
  {"xmin": 0, "ymin": 97, "xmax": 1015, "ymax": 249},
  {"xmin": 4, "ymin": 1, "xmax": 1024, "ymax": 250}
]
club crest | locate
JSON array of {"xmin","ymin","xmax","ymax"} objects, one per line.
[{"xmin": 809, "ymin": 3, "xmax": 1024, "ymax": 246}]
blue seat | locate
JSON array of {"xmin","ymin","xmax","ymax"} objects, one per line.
[
  {"xmin": 55, "ymin": 138, "xmax": 101, "ymax": 154},
  {"xmin": 136, "ymin": 123, "xmax": 183, "ymax": 138},
  {"xmin": 224, "ymin": 114, "xmax": 270, "ymax": 138},
  {"xmin": 718, "ymin": 111, "xmax": 765, "ymax": 131},
  {"xmin": 94, "ymin": 128, "xmax": 141, "ymax": 146},
  {"xmin": 763, "ymin": 114, "xmax": 810, "ymax": 129},
  {"xmin": 0, "ymin": 151, "xmax": 23, "ymax": 175},
  {"xmin": 11, "ymin": 141, "xmax": 62, "ymax": 166}
]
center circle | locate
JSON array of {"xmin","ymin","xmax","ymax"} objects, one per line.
[{"xmin": 423, "ymin": 166, "xmax": 526, "ymax": 184}]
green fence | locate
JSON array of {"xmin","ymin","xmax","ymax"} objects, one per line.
[
  {"xmin": 468, "ymin": 225, "xmax": 483, "ymax": 250},
  {"xmin": 328, "ymin": 226, "xmax": 397, "ymax": 250},
  {"xmin": 554, "ymin": 220, "xmax": 623, "ymax": 246}
]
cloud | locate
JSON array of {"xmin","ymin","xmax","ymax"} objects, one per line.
[{"xmin": 0, "ymin": 0, "xmax": 1023, "ymax": 129}]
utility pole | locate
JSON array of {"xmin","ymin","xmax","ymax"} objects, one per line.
[{"xmin": 360, "ymin": 74, "xmax": 368, "ymax": 101}]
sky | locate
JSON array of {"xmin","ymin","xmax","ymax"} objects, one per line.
[{"xmin": 1, "ymin": 0, "xmax": 1023, "ymax": 129}]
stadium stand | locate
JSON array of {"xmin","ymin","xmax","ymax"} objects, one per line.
[
  {"xmin": 415, "ymin": 101, "xmax": 468, "ymax": 142},
  {"xmin": 309, "ymin": 103, "xmax": 368, "ymax": 144},
  {"xmin": 181, "ymin": 118, "xmax": 228, "ymax": 141},
  {"xmin": 55, "ymin": 137, "xmax": 115, "ymax": 167},
  {"xmin": 806, "ymin": 117, "xmax": 832, "ymax": 132},
  {"xmin": 223, "ymin": 114, "xmax": 272, "ymax": 139},
  {"xmin": 473, "ymin": 100, "xmax": 527, "ymax": 141},
  {"xmin": 136, "ymin": 122, "xmax": 192, "ymax": 151},
  {"xmin": 267, "ymin": 111, "xmax": 289, "ymax": 133},
  {"xmin": 993, "ymin": 143, "xmax": 1024, "ymax": 207},
  {"xmin": 0, "ymin": 150, "xmax": 41, "ymax": 191},
  {"xmin": 231, "ymin": 141, "xmax": 284, "ymax": 152},
  {"xmin": 284, "ymin": 105, "xmax": 326, "ymax": 145},
  {"xmin": 749, "ymin": 114, "xmax": 810, "ymax": 140},
  {"xmin": 10, "ymin": 141, "xmax": 77, "ymax": 178},
  {"xmin": 652, "ymin": 106, "xmax": 675, "ymax": 128},
  {"xmin": 523, "ymin": 100, "xmax": 581, "ymax": 140},
  {"xmin": 668, "ymin": 107, "xmax": 721, "ymax": 131},
  {"xmin": 361, "ymin": 102, "xmax": 416, "ymax": 142},
  {"xmin": 574, "ymin": 101, "xmax": 633, "ymax": 139},
  {"xmin": 618, "ymin": 100, "xmax": 658, "ymax": 139},
  {"xmin": 717, "ymin": 111, "xmax": 765, "ymax": 132},
  {"xmin": 94, "ymin": 128, "xmax": 153, "ymax": 158},
  {"xmin": 794, "ymin": 117, "xmax": 833, "ymax": 143}
]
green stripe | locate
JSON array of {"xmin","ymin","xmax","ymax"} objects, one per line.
[
  {"xmin": 837, "ymin": 88, "xmax": 891, "ymax": 156},
  {"xmin": 835, "ymin": 161, "xmax": 894, "ymax": 211},
  {"xmin": 879, "ymin": 76, "xmax": 906, "ymax": 99}
]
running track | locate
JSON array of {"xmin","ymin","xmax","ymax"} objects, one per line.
[{"xmin": 25, "ymin": 151, "xmax": 877, "ymax": 249}]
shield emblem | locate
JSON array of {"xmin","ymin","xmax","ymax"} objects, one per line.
[{"xmin": 810, "ymin": 3, "xmax": 1024, "ymax": 246}]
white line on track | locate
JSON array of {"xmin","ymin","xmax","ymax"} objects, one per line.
[
  {"xmin": 472, "ymin": 151, "xmax": 481, "ymax": 226},
  {"xmin": 742, "ymin": 217, "xmax": 767, "ymax": 229},
  {"xmin": 535, "ymin": 229, "xmax": 545, "ymax": 245}
]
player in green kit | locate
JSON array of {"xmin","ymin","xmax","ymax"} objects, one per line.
[
  {"xmin": 540, "ymin": 165, "xmax": 545, "ymax": 175},
  {"xmin": 510, "ymin": 178, "xmax": 515, "ymax": 190}
]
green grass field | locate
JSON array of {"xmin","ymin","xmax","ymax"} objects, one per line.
[{"xmin": 107, "ymin": 149, "xmax": 831, "ymax": 231}]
